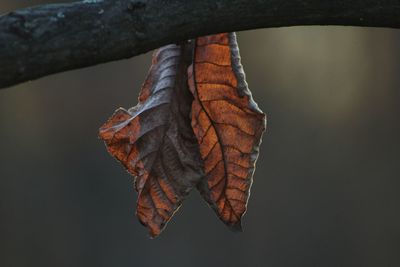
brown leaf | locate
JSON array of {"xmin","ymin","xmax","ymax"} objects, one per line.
[
  {"xmin": 188, "ymin": 33, "xmax": 266, "ymax": 230},
  {"xmin": 99, "ymin": 44, "xmax": 203, "ymax": 238}
]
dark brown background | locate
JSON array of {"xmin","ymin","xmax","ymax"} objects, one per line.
[{"xmin": 1, "ymin": 1, "xmax": 400, "ymax": 266}]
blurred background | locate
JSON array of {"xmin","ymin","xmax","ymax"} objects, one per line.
[{"xmin": 1, "ymin": 1, "xmax": 400, "ymax": 267}]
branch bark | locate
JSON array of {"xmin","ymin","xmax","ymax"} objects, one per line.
[{"xmin": 1, "ymin": 0, "xmax": 400, "ymax": 89}]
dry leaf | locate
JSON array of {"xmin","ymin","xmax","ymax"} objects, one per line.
[
  {"xmin": 188, "ymin": 33, "xmax": 266, "ymax": 230},
  {"xmin": 99, "ymin": 44, "xmax": 203, "ymax": 237},
  {"xmin": 99, "ymin": 33, "xmax": 266, "ymax": 237}
]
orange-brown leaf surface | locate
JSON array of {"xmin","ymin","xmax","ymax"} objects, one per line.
[
  {"xmin": 99, "ymin": 44, "xmax": 203, "ymax": 237},
  {"xmin": 188, "ymin": 33, "xmax": 266, "ymax": 230}
]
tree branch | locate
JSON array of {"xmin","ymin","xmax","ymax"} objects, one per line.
[{"xmin": 1, "ymin": 0, "xmax": 400, "ymax": 89}]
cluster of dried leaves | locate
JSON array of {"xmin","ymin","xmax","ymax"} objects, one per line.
[{"xmin": 99, "ymin": 33, "xmax": 266, "ymax": 238}]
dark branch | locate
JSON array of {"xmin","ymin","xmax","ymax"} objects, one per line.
[{"xmin": 1, "ymin": 0, "xmax": 400, "ymax": 89}]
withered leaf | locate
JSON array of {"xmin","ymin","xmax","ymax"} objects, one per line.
[
  {"xmin": 100, "ymin": 33, "xmax": 266, "ymax": 237},
  {"xmin": 188, "ymin": 33, "xmax": 266, "ymax": 230},
  {"xmin": 99, "ymin": 44, "xmax": 203, "ymax": 237}
]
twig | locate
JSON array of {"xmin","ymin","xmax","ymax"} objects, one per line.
[{"xmin": 1, "ymin": 0, "xmax": 400, "ymax": 89}]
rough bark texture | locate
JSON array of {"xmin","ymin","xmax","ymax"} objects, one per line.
[{"xmin": 1, "ymin": 0, "xmax": 400, "ymax": 89}]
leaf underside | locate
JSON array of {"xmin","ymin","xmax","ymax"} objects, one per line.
[
  {"xmin": 189, "ymin": 33, "xmax": 266, "ymax": 230},
  {"xmin": 99, "ymin": 44, "xmax": 203, "ymax": 238}
]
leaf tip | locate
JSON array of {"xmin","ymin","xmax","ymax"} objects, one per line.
[
  {"xmin": 137, "ymin": 214, "xmax": 163, "ymax": 239},
  {"xmin": 226, "ymin": 220, "xmax": 243, "ymax": 233}
]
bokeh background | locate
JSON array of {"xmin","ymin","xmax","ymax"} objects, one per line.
[{"xmin": 1, "ymin": 1, "xmax": 400, "ymax": 266}]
